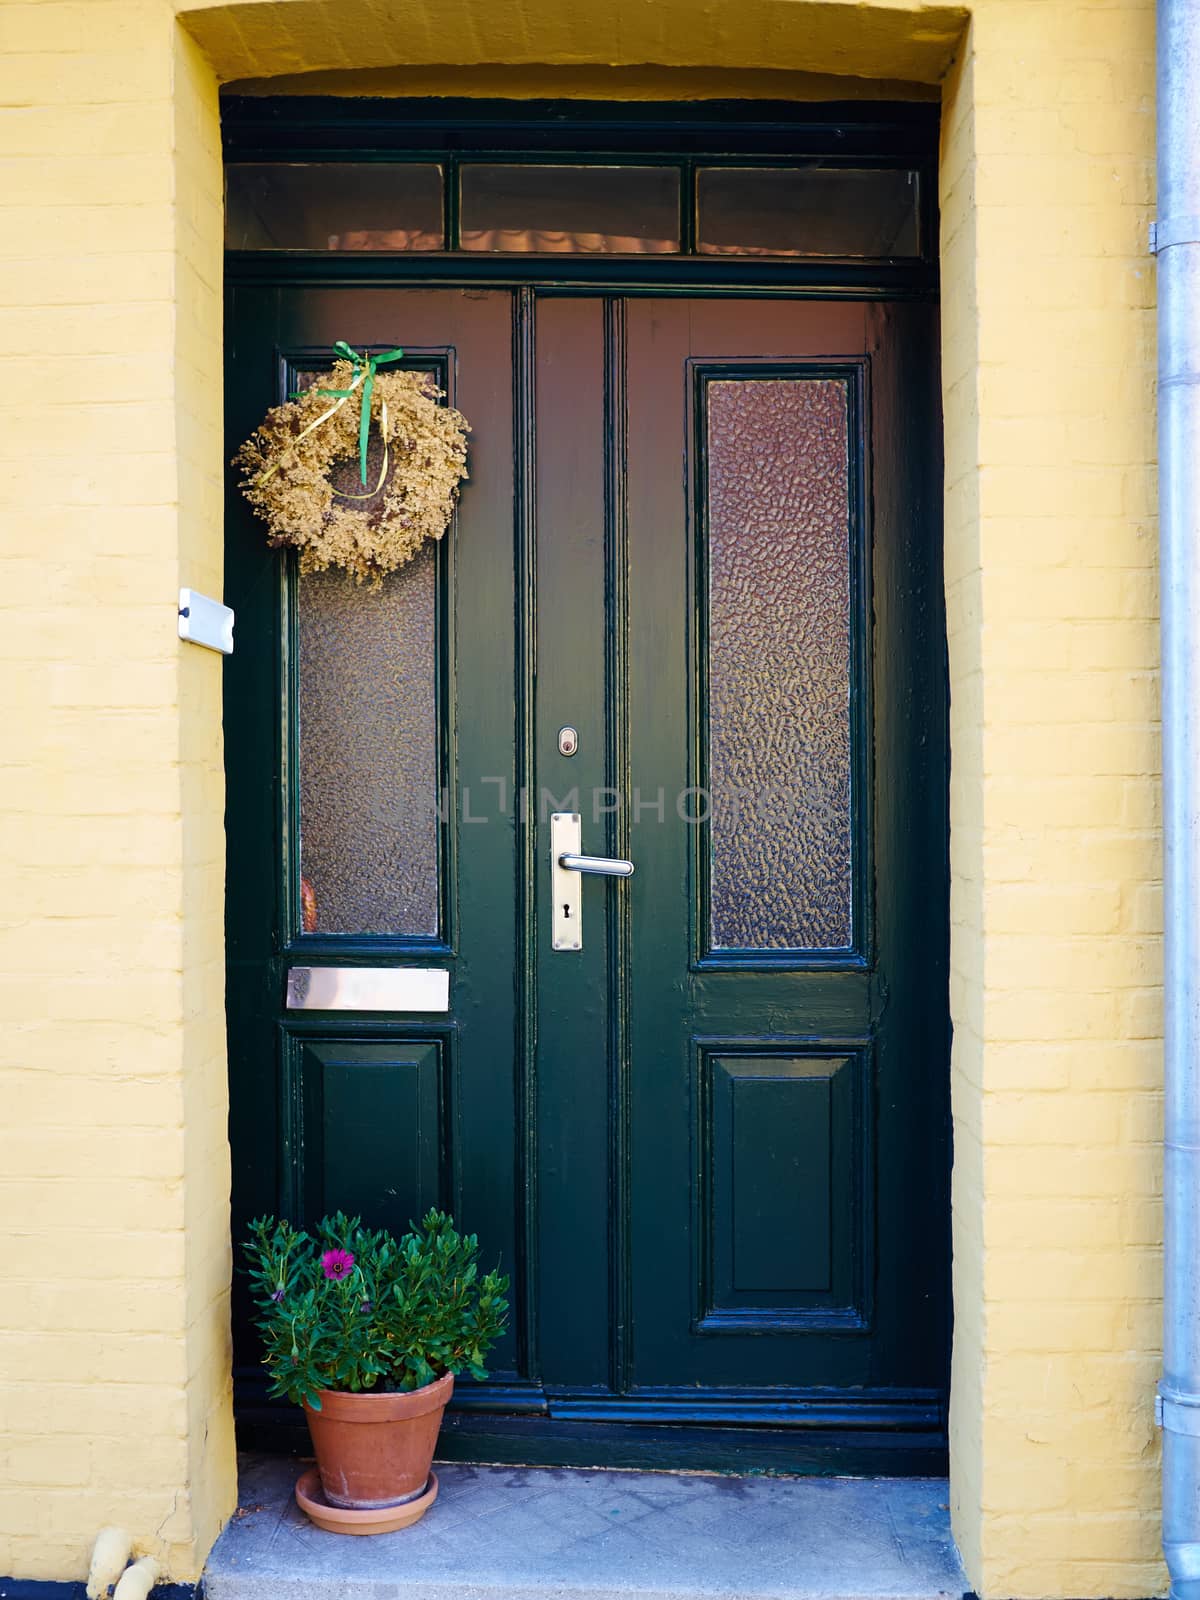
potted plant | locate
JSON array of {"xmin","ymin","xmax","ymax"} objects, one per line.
[{"xmin": 243, "ymin": 1209, "xmax": 508, "ymax": 1532}]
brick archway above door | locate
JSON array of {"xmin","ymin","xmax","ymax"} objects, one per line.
[{"xmin": 178, "ymin": 0, "xmax": 966, "ymax": 93}]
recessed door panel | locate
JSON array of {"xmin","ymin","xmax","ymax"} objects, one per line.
[
  {"xmin": 696, "ymin": 1048, "xmax": 870, "ymax": 1330},
  {"xmin": 291, "ymin": 1036, "xmax": 444, "ymax": 1232}
]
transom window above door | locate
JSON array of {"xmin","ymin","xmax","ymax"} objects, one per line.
[{"xmin": 225, "ymin": 158, "xmax": 922, "ymax": 259}]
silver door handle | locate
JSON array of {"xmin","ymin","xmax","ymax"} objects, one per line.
[
  {"xmin": 557, "ymin": 853, "xmax": 635, "ymax": 878},
  {"xmin": 550, "ymin": 813, "xmax": 633, "ymax": 951}
]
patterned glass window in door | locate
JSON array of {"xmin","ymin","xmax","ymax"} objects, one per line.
[
  {"xmin": 295, "ymin": 368, "xmax": 440, "ymax": 937},
  {"xmin": 705, "ymin": 376, "xmax": 854, "ymax": 952},
  {"xmin": 297, "ymin": 550, "xmax": 439, "ymax": 937}
]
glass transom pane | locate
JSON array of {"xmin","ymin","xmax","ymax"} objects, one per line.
[
  {"xmin": 225, "ymin": 163, "xmax": 444, "ymax": 251},
  {"xmin": 697, "ymin": 167, "xmax": 920, "ymax": 258},
  {"xmin": 459, "ymin": 164, "xmax": 679, "ymax": 253},
  {"xmin": 706, "ymin": 376, "xmax": 854, "ymax": 952}
]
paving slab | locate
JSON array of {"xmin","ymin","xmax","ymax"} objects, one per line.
[{"xmin": 205, "ymin": 1453, "xmax": 966, "ymax": 1600}]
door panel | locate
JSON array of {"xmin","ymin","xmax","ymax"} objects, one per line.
[
  {"xmin": 622, "ymin": 298, "xmax": 946, "ymax": 1396},
  {"xmin": 225, "ymin": 286, "xmax": 526, "ymax": 1387}
]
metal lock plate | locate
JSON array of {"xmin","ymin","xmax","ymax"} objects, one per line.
[
  {"xmin": 551, "ymin": 813, "xmax": 583, "ymax": 950},
  {"xmin": 557, "ymin": 725, "xmax": 579, "ymax": 757},
  {"xmin": 549, "ymin": 813, "xmax": 634, "ymax": 951}
]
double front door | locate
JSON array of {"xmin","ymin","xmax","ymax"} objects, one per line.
[{"xmin": 225, "ymin": 285, "xmax": 948, "ymax": 1467}]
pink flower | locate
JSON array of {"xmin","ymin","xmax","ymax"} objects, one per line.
[{"xmin": 321, "ymin": 1248, "xmax": 355, "ymax": 1282}]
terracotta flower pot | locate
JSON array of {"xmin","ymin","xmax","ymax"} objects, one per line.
[{"xmin": 303, "ymin": 1372, "xmax": 454, "ymax": 1510}]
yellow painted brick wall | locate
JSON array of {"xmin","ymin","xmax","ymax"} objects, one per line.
[
  {"xmin": 0, "ymin": 0, "xmax": 1163, "ymax": 1593},
  {"xmin": 942, "ymin": 4, "xmax": 1161, "ymax": 1594},
  {"xmin": 0, "ymin": 0, "xmax": 233, "ymax": 1582}
]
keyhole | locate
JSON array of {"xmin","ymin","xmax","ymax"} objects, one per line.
[{"xmin": 563, "ymin": 903, "xmax": 572, "ymax": 919}]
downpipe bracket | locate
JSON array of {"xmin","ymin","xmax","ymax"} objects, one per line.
[
  {"xmin": 1150, "ymin": 215, "xmax": 1200, "ymax": 253},
  {"xmin": 1158, "ymin": 1385, "xmax": 1200, "ymax": 1436}
]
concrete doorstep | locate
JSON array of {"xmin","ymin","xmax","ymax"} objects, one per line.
[{"xmin": 204, "ymin": 1454, "xmax": 967, "ymax": 1600}]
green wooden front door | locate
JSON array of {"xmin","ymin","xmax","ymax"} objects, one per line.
[{"xmin": 226, "ymin": 284, "xmax": 949, "ymax": 1470}]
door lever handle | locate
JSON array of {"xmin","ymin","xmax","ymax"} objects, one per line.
[
  {"xmin": 557, "ymin": 852, "xmax": 635, "ymax": 878},
  {"xmin": 550, "ymin": 813, "xmax": 633, "ymax": 951}
]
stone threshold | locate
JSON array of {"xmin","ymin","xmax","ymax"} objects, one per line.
[{"xmin": 204, "ymin": 1453, "xmax": 967, "ymax": 1600}]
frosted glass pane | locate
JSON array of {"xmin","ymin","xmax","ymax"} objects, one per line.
[
  {"xmin": 297, "ymin": 545, "xmax": 439, "ymax": 937},
  {"xmin": 226, "ymin": 164, "xmax": 444, "ymax": 250},
  {"xmin": 697, "ymin": 167, "xmax": 919, "ymax": 257},
  {"xmin": 706, "ymin": 378, "xmax": 853, "ymax": 951},
  {"xmin": 460, "ymin": 165, "xmax": 678, "ymax": 253}
]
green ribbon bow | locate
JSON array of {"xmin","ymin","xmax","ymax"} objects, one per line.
[{"xmin": 316, "ymin": 341, "xmax": 406, "ymax": 487}]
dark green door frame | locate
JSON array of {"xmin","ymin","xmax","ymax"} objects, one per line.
[{"xmin": 223, "ymin": 100, "xmax": 949, "ymax": 1476}]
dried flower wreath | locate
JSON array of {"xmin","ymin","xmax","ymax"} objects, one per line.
[{"xmin": 233, "ymin": 343, "xmax": 470, "ymax": 587}]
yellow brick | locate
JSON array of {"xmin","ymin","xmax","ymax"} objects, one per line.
[
  {"xmin": 0, "ymin": 1127, "xmax": 184, "ymax": 1182},
  {"xmin": 986, "ymin": 1144, "xmax": 1160, "ymax": 1201},
  {"xmin": 0, "ymin": 154, "xmax": 174, "ymax": 207},
  {"xmin": 983, "ymin": 1511, "xmax": 1161, "ymax": 1568},
  {"xmin": 0, "ymin": 100, "xmax": 174, "ymax": 159},
  {"xmin": 3, "ymin": 1069, "xmax": 184, "ymax": 1123},
  {"xmin": 1, "ymin": 403, "xmax": 176, "ymax": 457},
  {"xmin": 986, "ymin": 1299, "xmax": 1148, "ymax": 1356},
  {"xmin": 1119, "ymin": 985, "xmax": 1165, "ymax": 1038},
  {"xmin": 3, "ymin": 865, "xmax": 189, "ymax": 920},
  {"xmin": 984, "ymin": 776, "xmax": 1128, "ymax": 827},
  {"xmin": 957, "ymin": 1041, "xmax": 1072, "ymax": 1091},
  {"xmin": 0, "ymin": 1178, "xmax": 183, "ymax": 1233},
  {"xmin": 975, "ymin": 152, "xmax": 1154, "ymax": 210},
  {"xmin": 983, "ymin": 1091, "xmax": 1127, "ymax": 1146},
  {"xmin": 0, "ymin": 50, "xmax": 170, "ymax": 108},
  {"xmin": 0, "ymin": 1328, "xmax": 190, "ymax": 1387},
  {"xmin": 983, "ymin": 987, "xmax": 1121, "ymax": 1043},
  {"xmin": 2, "ymin": 1230, "xmax": 186, "ymax": 1284},
  {"xmin": 0, "ymin": 302, "xmax": 175, "ymax": 358},
  {"xmin": 983, "ymin": 828, "xmax": 1159, "ymax": 883},
  {"xmin": 1123, "ymin": 882, "xmax": 1163, "ymax": 933},
  {"xmin": 0, "ymin": 1436, "xmax": 92, "ymax": 1491},
  {"xmin": 984, "ymin": 1353, "xmax": 1162, "ymax": 1417},
  {"xmin": 0, "ymin": 3, "xmax": 166, "ymax": 54},
  {"xmin": 986, "ymin": 934, "xmax": 1161, "ymax": 991},
  {"xmin": 1069, "ymin": 1038, "xmax": 1161, "ymax": 1091},
  {"xmin": 0, "ymin": 453, "xmax": 179, "ymax": 508},
  {"xmin": 1121, "ymin": 775, "xmax": 1163, "ymax": 828},
  {"xmin": 985, "ymin": 1197, "xmax": 1127, "ymax": 1249}
]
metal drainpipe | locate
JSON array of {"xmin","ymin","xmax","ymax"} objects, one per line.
[{"xmin": 1159, "ymin": 0, "xmax": 1200, "ymax": 1593}]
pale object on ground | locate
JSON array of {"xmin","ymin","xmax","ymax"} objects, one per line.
[
  {"xmin": 113, "ymin": 1556, "xmax": 160, "ymax": 1600},
  {"xmin": 86, "ymin": 1527, "xmax": 132, "ymax": 1599}
]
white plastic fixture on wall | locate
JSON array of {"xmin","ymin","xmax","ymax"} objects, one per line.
[{"xmin": 178, "ymin": 587, "xmax": 235, "ymax": 655}]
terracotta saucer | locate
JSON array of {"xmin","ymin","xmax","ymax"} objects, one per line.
[{"xmin": 294, "ymin": 1468, "xmax": 439, "ymax": 1535}]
